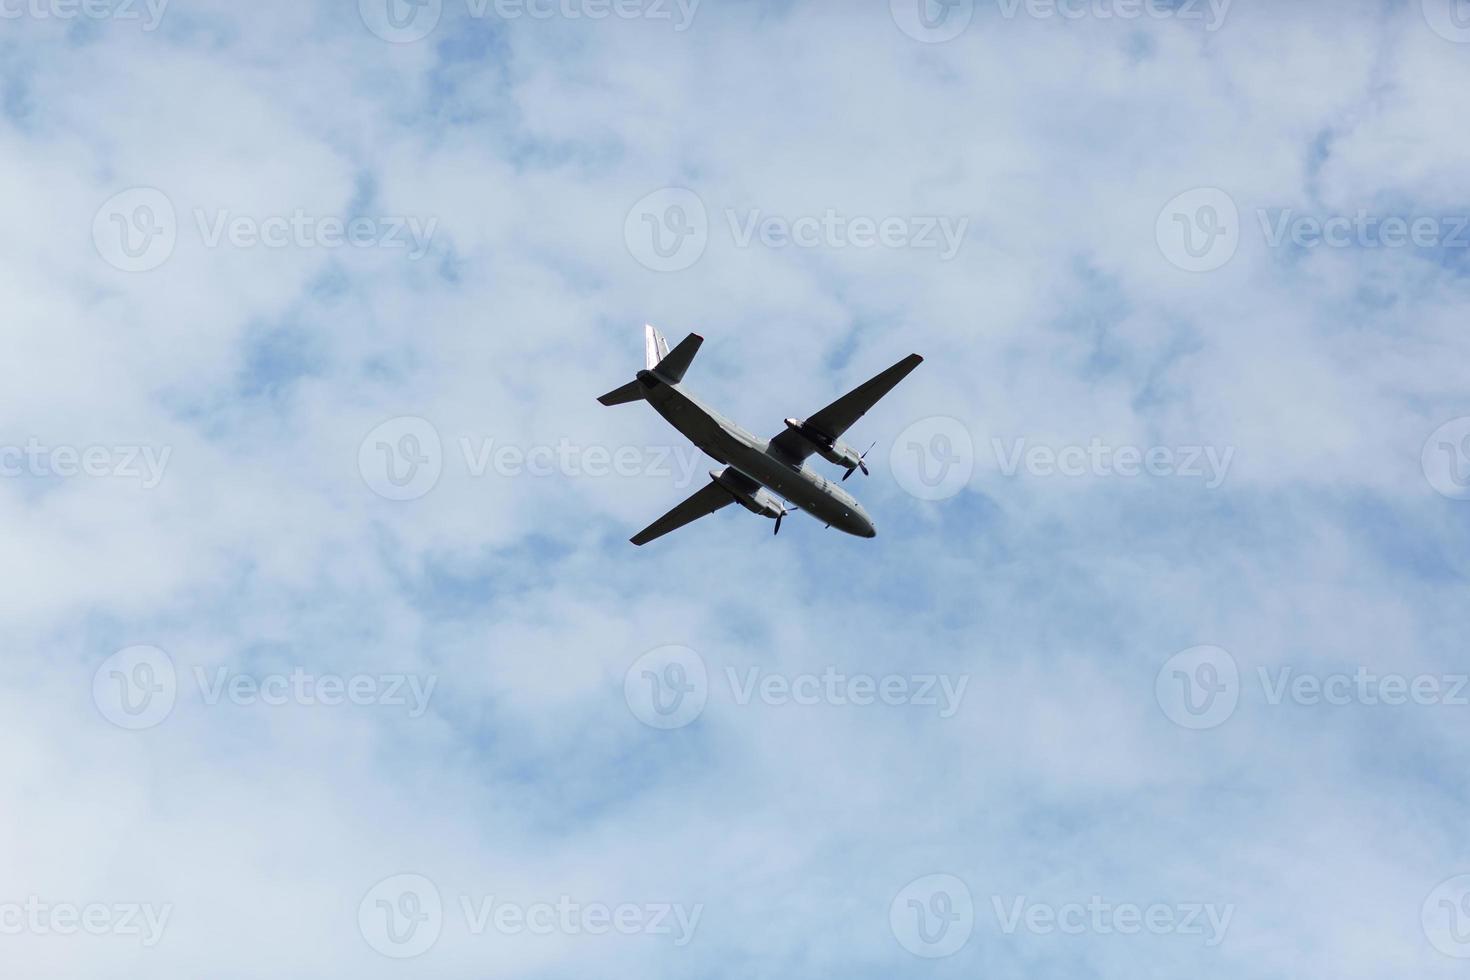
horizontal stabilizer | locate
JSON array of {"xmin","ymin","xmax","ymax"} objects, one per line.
[
  {"xmin": 652, "ymin": 332, "xmax": 702, "ymax": 384},
  {"xmin": 597, "ymin": 379, "xmax": 644, "ymax": 406}
]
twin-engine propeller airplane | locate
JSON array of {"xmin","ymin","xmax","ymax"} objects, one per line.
[{"xmin": 597, "ymin": 325, "xmax": 923, "ymax": 546}]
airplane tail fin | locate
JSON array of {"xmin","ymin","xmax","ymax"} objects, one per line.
[
  {"xmin": 652, "ymin": 332, "xmax": 702, "ymax": 384},
  {"xmin": 598, "ymin": 324, "xmax": 699, "ymax": 405},
  {"xmin": 644, "ymin": 324, "xmax": 670, "ymax": 370}
]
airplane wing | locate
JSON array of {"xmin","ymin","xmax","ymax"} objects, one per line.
[
  {"xmin": 629, "ymin": 479, "xmax": 736, "ymax": 546},
  {"xmin": 768, "ymin": 353, "xmax": 924, "ymax": 464}
]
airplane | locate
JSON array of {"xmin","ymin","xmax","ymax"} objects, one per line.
[{"xmin": 597, "ymin": 325, "xmax": 923, "ymax": 546}]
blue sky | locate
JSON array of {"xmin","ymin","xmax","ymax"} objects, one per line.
[{"xmin": 3, "ymin": 0, "xmax": 1470, "ymax": 976}]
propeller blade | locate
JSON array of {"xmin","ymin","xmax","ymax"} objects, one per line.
[
  {"xmin": 858, "ymin": 460, "xmax": 869, "ymax": 476},
  {"xmin": 773, "ymin": 511, "xmax": 783, "ymax": 535},
  {"xmin": 842, "ymin": 466, "xmax": 856, "ymax": 481}
]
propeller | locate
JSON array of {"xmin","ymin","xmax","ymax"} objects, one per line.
[
  {"xmin": 773, "ymin": 503, "xmax": 797, "ymax": 536},
  {"xmin": 842, "ymin": 442, "xmax": 876, "ymax": 481}
]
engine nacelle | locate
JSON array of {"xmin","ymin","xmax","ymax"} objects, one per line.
[
  {"xmin": 709, "ymin": 469, "xmax": 784, "ymax": 518},
  {"xmin": 783, "ymin": 418, "xmax": 862, "ymax": 471}
]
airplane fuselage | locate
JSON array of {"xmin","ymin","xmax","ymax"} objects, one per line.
[{"xmin": 636, "ymin": 370, "xmax": 877, "ymax": 538}]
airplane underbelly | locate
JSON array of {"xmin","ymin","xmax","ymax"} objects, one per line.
[{"xmin": 728, "ymin": 449, "xmax": 843, "ymax": 521}]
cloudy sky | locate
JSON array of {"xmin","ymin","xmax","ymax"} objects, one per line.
[{"xmin": 3, "ymin": 0, "xmax": 1470, "ymax": 976}]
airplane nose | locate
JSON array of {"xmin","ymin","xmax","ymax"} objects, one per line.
[{"xmin": 861, "ymin": 518, "xmax": 876, "ymax": 538}]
